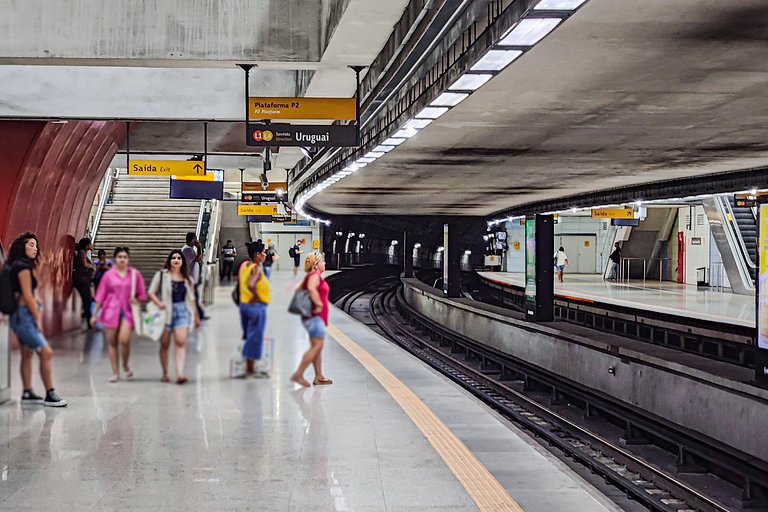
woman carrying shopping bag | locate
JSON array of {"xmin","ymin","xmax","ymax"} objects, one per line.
[
  {"xmin": 238, "ymin": 241, "xmax": 270, "ymax": 378},
  {"xmin": 147, "ymin": 250, "xmax": 200, "ymax": 384},
  {"xmin": 91, "ymin": 247, "xmax": 147, "ymax": 383}
]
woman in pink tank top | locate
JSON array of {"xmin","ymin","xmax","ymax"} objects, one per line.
[{"xmin": 290, "ymin": 252, "xmax": 332, "ymax": 387}]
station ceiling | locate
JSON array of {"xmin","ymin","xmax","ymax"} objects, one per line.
[{"xmin": 307, "ymin": 0, "xmax": 768, "ymax": 216}]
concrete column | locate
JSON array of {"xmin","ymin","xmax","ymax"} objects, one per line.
[
  {"xmin": 443, "ymin": 223, "xmax": 462, "ymax": 298},
  {"xmin": 525, "ymin": 214, "xmax": 554, "ymax": 322},
  {"xmin": 403, "ymin": 229, "xmax": 414, "ymax": 278}
]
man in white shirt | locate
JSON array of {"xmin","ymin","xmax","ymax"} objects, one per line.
[{"xmin": 554, "ymin": 246, "xmax": 569, "ymax": 283}]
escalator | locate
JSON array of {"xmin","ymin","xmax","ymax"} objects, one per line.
[{"xmin": 726, "ymin": 196, "xmax": 757, "ymax": 283}]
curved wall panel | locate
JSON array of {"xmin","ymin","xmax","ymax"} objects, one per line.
[{"xmin": 0, "ymin": 121, "xmax": 128, "ymax": 337}]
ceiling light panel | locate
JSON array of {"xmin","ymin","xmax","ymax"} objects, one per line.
[
  {"xmin": 534, "ymin": 0, "xmax": 587, "ymax": 9},
  {"xmin": 499, "ymin": 18, "xmax": 560, "ymax": 46},
  {"xmin": 383, "ymin": 137, "xmax": 406, "ymax": 146},
  {"xmin": 393, "ymin": 127, "xmax": 419, "ymax": 138},
  {"xmin": 415, "ymin": 107, "xmax": 449, "ymax": 119},
  {"xmin": 404, "ymin": 118, "xmax": 433, "ymax": 130},
  {"xmin": 374, "ymin": 145, "xmax": 395, "ymax": 153},
  {"xmin": 431, "ymin": 92, "xmax": 469, "ymax": 107},
  {"xmin": 448, "ymin": 73, "xmax": 493, "ymax": 91},
  {"xmin": 471, "ymin": 50, "xmax": 523, "ymax": 71}
]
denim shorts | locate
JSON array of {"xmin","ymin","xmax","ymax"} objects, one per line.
[
  {"xmin": 555, "ymin": 265, "xmax": 565, "ymax": 272},
  {"xmin": 10, "ymin": 305, "xmax": 48, "ymax": 351},
  {"xmin": 165, "ymin": 302, "xmax": 191, "ymax": 330},
  {"xmin": 303, "ymin": 315, "xmax": 326, "ymax": 339}
]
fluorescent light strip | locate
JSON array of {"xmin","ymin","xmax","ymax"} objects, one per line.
[
  {"xmin": 499, "ymin": 18, "xmax": 560, "ymax": 46},
  {"xmin": 357, "ymin": 157, "xmax": 375, "ymax": 163},
  {"xmin": 415, "ymin": 106, "xmax": 449, "ymax": 119},
  {"xmin": 404, "ymin": 118, "xmax": 433, "ymax": 130},
  {"xmin": 383, "ymin": 137, "xmax": 406, "ymax": 146},
  {"xmin": 393, "ymin": 127, "xmax": 419, "ymax": 139},
  {"xmin": 373, "ymin": 145, "xmax": 395, "ymax": 153},
  {"xmin": 431, "ymin": 92, "xmax": 469, "ymax": 107},
  {"xmin": 471, "ymin": 50, "xmax": 523, "ymax": 71},
  {"xmin": 449, "ymin": 73, "xmax": 493, "ymax": 91},
  {"xmin": 534, "ymin": 0, "xmax": 587, "ymax": 9},
  {"xmin": 365, "ymin": 151, "xmax": 385, "ymax": 159}
]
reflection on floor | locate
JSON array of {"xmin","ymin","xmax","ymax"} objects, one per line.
[
  {"xmin": 479, "ymin": 272, "xmax": 754, "ymax": 327},
  {"xmin": 0, "ymin": 271, "xmax": 619, "ymax": 512}
]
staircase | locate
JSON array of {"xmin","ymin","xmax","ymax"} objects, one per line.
[
  {"xmin": 93, "ymin": 170, "xmax": 201, "ymax": 281},
  {"xmin": 726, "ymin": 195, "xmax": 757, "ymax": 282}
]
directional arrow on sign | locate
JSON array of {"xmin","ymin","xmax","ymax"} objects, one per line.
[{"xmin": 193, "ymin": 163, "xmax": 204, "ymax": 174}]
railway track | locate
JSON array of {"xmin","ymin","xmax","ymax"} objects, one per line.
[{"xmin": 338, "ymin": 280, "xmax": 768, "ymax": 512}]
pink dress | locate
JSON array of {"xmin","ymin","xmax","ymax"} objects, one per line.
[
  {"xmin": 94, "ymin": 267, "xmax": 147, "ymax": 329},
  {"xmin": 305, "ymin": 271, "xmax": 330, "ymax": 325}
]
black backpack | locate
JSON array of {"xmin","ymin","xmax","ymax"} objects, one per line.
[
  {"xmin": 0, "ymin": 263, "xmax": 18, "ymax": 315},
  {"xmin": 289, "ymin": 246, "xmax": 296, "ymax": 258}
]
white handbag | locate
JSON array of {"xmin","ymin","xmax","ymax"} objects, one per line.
[
  {"xmin": 130, "ymin": 269, "xmax": 143, "ymax": 336},
  {"xmin": 141, "ymin": 302, "xmax": 165, "ymax": 342}
]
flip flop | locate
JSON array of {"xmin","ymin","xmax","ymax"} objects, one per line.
[
  {"xmin": 161, "ymin": 376, "xmax": 170, "ymax": 383},
  {"xmin": 108, "ymin": 375, "xmax": 119, "ymax": 383},
  {"xmin": 313, "ymin": 377, "xmax": 333, "ymax": 386},
  {"xmin": 290, "ymin": 375, "xmax": 311, "ymax": 388},
  {"xmin": 176, "ymin": 376, "xmax": 188, "ymax": 385},
  {"xmin": 124, "ymin": 371, "xmax": 134, "ymax": 380}
]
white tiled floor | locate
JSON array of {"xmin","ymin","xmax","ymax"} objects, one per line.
[
  {"xmin": 480, "ymin": 272, "xmax": 755, "ymax": 327},
  {"xmin": 0, "ymin": 271, "xmax": 620, "ymax": 512}
]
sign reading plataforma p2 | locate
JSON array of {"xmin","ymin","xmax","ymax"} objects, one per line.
[{"xmin": 248, "ymin": 97, "xmax": 356, "ymax": 121}]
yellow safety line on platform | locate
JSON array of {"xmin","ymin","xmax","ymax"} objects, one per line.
[{"xmin": 328, "ymin": 324, "xmax": 525, "ymax": 512}]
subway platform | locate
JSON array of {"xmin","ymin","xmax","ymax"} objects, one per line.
[
  {"xmin": 1, "ymin": 271, "xmax": 622, "ymax": 512},
  {"xmin": 479, "ymin": 272, "xmax": 754, "ymax": 327}
]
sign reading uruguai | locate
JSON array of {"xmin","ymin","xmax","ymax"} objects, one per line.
[{"xmin": 246, "ymin": 123, "xmax": 358, "ymax": 147}]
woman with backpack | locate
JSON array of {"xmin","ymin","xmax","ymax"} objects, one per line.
[
  {"xmin": 2, "ymin": 232, "xmax": 67, "ymax": 406},
  {"xmin": 90, "ymin": 247, "xmax": 147, "ymax": 382},
  {"xmin": 263, "ymin": 242, "xmax": 278, "ymax": 280},
  {"xmin": 290, "ymin": 252, "xmax": 332, "ymax": 388},
  {"xmin": 147, "ymin": 250, "xmax": 200, "ymax": 384}
]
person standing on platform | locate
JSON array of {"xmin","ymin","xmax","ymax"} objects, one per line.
[
  {"xmin": 220, "ymin": 240, "xmax": 237, "ymax": 282},
  {"xmin": 182, "ymin": 232, "xmax": 208, "ymax": 320},
  {"xmin": 148, "ymin": 250, "xmax": 200, "ymax": 384},
  {"xmin": 93, "ymin": 249, "xmax": 111, "ymax": 293},
  {"xmin": 91, "ymin": 247, "xmax": 147, "ymax": 383},
  {"xmin": 6, "ymin": 232, "xmax": 67, "ymax": 406},
  {"xmin": 73, "ymin": 237, "xmax": 95, "ymax": 329},
  {"xmin": 263, "ymin": 242, "xmax": 278, "ymax": 280},
  {"xmin": 554, "ymin": 246, "xmax": 569, "ymax": 283},
  {"xmin": 239, "ymin": 241, "xmax": 270, "ymax": 378},
  {"xmin": 290, "ymin": 240, "xmax": 303, "ymax": 276},
  {"xmin": 607, "ymin": 242, "xmax": 622, "ymax": 281},
  {"xmin": 291, "ymin": 252, "xmax": 333, "ymax": 388}
]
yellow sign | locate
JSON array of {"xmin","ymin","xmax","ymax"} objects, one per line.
[
  {"xmin": 591, "ymin": 208, "xmax": 634, "ymax": 219},
  {"xmin": 129, "ymin": 160, "xmax": 205, "ymax": 177},
  {"xmin": 242, "ymin": 182, "xmax": 288, "ymax": 193},
  {"xmin": 513, "ymin": 241, "xmax": 521, "ymax": 250},
  {"xmin": 759, "ymin": 204, "xmax": 768, "ymax": 348},
  {"xmin": 248, "ymin": 97, "xmax": 356, "ymax": 121},
  {"xmin": 312, "ymin": 239, "xmax": 320, "ymax": 249},
  {"xmin": 237, "ymin": 204, "xmax": 279, "ymax": 216}
]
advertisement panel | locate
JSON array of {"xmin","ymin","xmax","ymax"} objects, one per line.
[
  {"xmin": 525, "ymin": 218, "xmax": 536, "ymax": 303},
  {"xmin": 759, "ymin": 204, "xmax": 768, "ymax": 350}
]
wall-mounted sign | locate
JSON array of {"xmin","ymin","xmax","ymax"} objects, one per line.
[
  {"xmin": 484, "ymin": 255, "xmax": 501, "ymax": 266},
  {"xmin": 513, "ymin": 241, "xmax": 521, "ymax": 250},
  {"xmin": 313, "ymin": 239, "xmax": 320, "ymax": 249},
  {"xmin": 690, "ymin": 237, "xmax": 703, "ymax": 245},
  {"xmin": 246, "ymin": 123, "xmax": 358, "ymax": 147},
  {"xmin": 591, "ymin": 208, "xmax": 635, "ymax": 219},
  {"xmin": 242, "ymin": 182, "xmax": 287, "ymax": 193},
  {"xmin": 238, "ymin": 204, "xmax": 279, "ymax": 216},
  {"xmin": 129, "ymin": 160, "xmax": 205, "ymax": 177},
  {"xmin": 248, "ymin": 97, "xmax": 356, "ymax": 121}
]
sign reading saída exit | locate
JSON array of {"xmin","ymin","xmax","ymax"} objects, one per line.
[{"xmin": 246, "ymin": 123, "xmax": 357, "ymax": 147}]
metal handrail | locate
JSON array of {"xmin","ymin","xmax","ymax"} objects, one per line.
[
  {"xmin": 721, "ymin": 195, "xmax": 756, "ymax": 270},
  {"xmin": 618, "ymin": 257, "xmax": 670, "ymax": 283},
  {"xmin": 89, "ymin": 167, "xmax": 117, "ymax": 243}
]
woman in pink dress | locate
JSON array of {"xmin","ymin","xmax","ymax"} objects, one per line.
[
  {"xmin": 91, "ymin": 247, "xmax": 147, "ymax": 382},
  {"xmin": 290, "ymin": 252, "xmax": 332, "ymax": 388}
]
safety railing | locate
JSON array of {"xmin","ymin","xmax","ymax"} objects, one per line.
[
  {"xmin": 618, "ymin": 257, "xmax": 670, "ymax": 283},
  {"xmin": 708, "ymin": 262, "xmax": 726, "ymax": 293},
  {"xmin": 89, "ymin": 167, "xmax": 118, "ymax": 243},
  {"xmin": 720, "ymin": 196, "xmax": 756, "ymax": 271}
]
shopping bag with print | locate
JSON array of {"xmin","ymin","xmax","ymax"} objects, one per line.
[
  {"xmin": 259, "ymin": 337, "xmax": 274, "ymax": 374},
  {"xmin": 229, "ymin": 342, "xmax": 247, "ymax": 378},
  {"xmin": 141, "ymin": 302, "xmax": 165, "ymax": 342}
]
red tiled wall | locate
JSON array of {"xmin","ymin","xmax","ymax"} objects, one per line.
[{"xmin": 0, "ymin": 121, "xmax": 127, "ymax": 337}]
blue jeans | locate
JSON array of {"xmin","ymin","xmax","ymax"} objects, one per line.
[
  {"xmin": 10, "ymin": 305, "xmax": 48, "ymax": 350},
  {"xmin": 263, "ymin": 265, "xmax": 273, "ymax": 280},
  {"xmin": 240, "ymin": 303, "xmax": 267, "ymax": 360}
]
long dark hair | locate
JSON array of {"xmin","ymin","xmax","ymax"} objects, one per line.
[
  {"xmin": 8, "ymin": 232, "xmax": 40, "ymax": 268},
  {"xmin": 163, "ymin": 249, "xmax": 191, "ymax": 283},
  {"xmin": 76, "ymin": 237, "xmax": 91, "ymax": 252}
]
